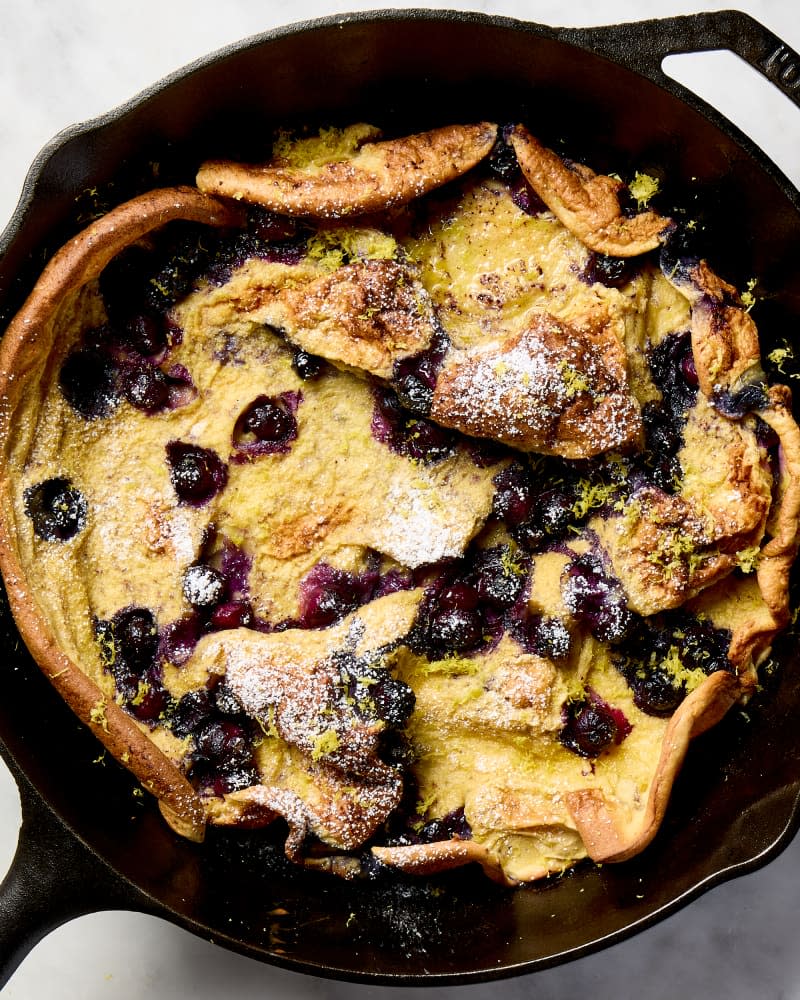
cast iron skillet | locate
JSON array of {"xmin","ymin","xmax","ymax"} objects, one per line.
[{"xmin": 1, "ymin": 7, "xmax": 800, "ymax": 989}]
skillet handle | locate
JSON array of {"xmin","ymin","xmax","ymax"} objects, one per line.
[
  {"xmin": 0, "ymin": 766, "xmax": 144, "ymax": 990},
  {"xmin": 565, "ymin": 10, "xmax": 800, "ymax": 111}
]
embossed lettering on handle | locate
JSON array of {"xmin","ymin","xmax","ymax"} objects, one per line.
[{"xmin": 761, "ymin": 44, "xmax": 800, "ymax": 91}]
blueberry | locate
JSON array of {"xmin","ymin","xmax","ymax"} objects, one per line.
[
  {"xmin": 159, "ymin": 613, "xmax": 201, "ymax": 667},
  {"xmin": 291, "ymin": 349, "xmax": 325, "ymax": 381},
  {"xmin": 58, "ymin": 348, "xmax": 119, "ymax": 419},
  {"xmin": 629, "ymin": 669, "xmax": 684, "ymax": 716},
  {"xmin": 212, "ymin": 679, "xmax": 245, "ymax": 716},
  {"xmin": 121, "ymin": 364, "xmax": 170, "ymax": 412},
  {"xmin": 403, "ymin": 418, "xmax": 454, "ymax": 464},
  {"xmin": 166, "ymin": 442, "xmax": 228, "ymax": 506},
  {"xmin": 114, "ymin": 607, "xmax": 159, "ymax": 672},
  {"xmin": 182, "ymin": 564, "xmax": 226, "ymax": 608},
  {"xmin": 232, "ymin": 394, "xmax": 299, "ymax": 456},
  {"xmin": 23, "ymin": 477, "xmax": 87, "ymax": 542},
  {"xmin": 241, "ymin": 397, "xmax": 294, "ymax": 442},
  {"xmin": 535, "ymin": 617, "xmax": 573, "ymax": 660},
  {"xmin": 393, "ymin": 373, "xmax": 433, "ymax": 416},
  {"xmin": 120, "ymin": 314, "xmax": 167, "ymax": 357},
  {"xmin": 713, "ymin": 382, "xmax": 769, "ymax": 418},
  {"xmin": 487, "ymin": 130, "xmax": 520, "ymax": 182},
  {"xmin": 472, "ymin": 546, "xmax": 525, "ymax": 610},
  {"xmin": 298, "ymin": 563, "xmax": 377, "ymax": 629},
  {"xmin": 427, "ymin": 607, "xmax": 483, "ymax": 652},
  {"xmin": 680, "ymin": 352, "xmax": 699, "ymax": 388},
  {"xmin": 539, "ymin": 489, "xmax": 575, "ymax": 536},
  {"xmin": 419, "ymin": 808, "xmax": 472, "ymax": 843},
  {"xmin": 210, "ymin": 600, "xmax": 255, "ymax": 631},
  {"xmin": 192, "ymin": 719, "xmax": 252, "ymax": 772},
  {"xmin": 371, "ymin": 676, "xmax": 416, "ymax": 726},
  {"xmin": 171, "ymin": 688, "xmax": 214, "ymax": 738},
  {"xmin": 370, "ymin": 386, "xmax": 454, "ymax": 464},
  {"xmin": 560, "ymin": 699, "xmax": 618, "ymax": 758},
  {"xmin": 127, "ymin": 672, "xmax": 172, "ymax": 725},
  {"xmin": 491, "ymin": 464, "xmax": 536, "ymax": 527},
  {"xmin": 437, "ymin": 582, "xmax": 480, "ymax": 613},
  {"xmin": 563, "ymin": 555, "xmax": 634, "ymax": 643},
  {"xmin": 582, "ymin": 251, "xmax": 637, "ymax": 289}
]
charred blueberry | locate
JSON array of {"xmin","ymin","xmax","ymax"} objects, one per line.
[
  {"xmin": 291, "ymin": 349, "xmax": 325, "ymax": 381},
  {"xmin": 23, "ymin": 477, "xmax": 87, "ymax": 542},
  {"xmin": 560, "ymin": 698, "xmax": 618, "ymax": 758},
  {"xmin": 166, "ymin": 442, "xmax": 228, "ymax": 506},
  {"xmin": 182, "ymin": 563, "xmax": 226, "ymax": 608},
  {"xmin": 58, "ymin": 348, "xmax": 119, "ymax": 419}
]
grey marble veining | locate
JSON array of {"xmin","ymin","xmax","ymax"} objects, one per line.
[{"xmin": 1, "ymin": 1, "xmax": 800, "ymax": 997}]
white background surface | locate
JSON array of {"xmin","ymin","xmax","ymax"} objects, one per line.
[{"xmin": 2, "ymin": 1, "xmax": 800, "ymax": 997}]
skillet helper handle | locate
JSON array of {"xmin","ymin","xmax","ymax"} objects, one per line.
[
  {"xmin": 567, "ymin": 10, "xmax": 800, "ymax": 111},
  {"xmin": 0, "ymin": 769, "xmax": 140, "ymax": 990}
]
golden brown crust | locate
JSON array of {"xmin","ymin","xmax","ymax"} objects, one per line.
[
  {"xmin": 371, "ymin": 839, "xmax": 515, "ymax": 885},
  {"xmin": 508, "ymin": 124, "xmax": 672, "ymax": 256},
  {"xmin": 755, "ymin": 386, "xmax": 800, "ymax": 627},
  {"xmin": 665, "ymin": 260, "xmax": 763, "ymax": 399},
  {"xmin": 0, "ymin": 186, "xmax": 242, "ymax": 399},
  {"xmin": 0, "ymin": 510, "xmax": 206, "ymax": 839},
  {"xmin": 0, "ymin": 186, "xmax": 242, "ymax": 840},
  {"xmin": 430, "ymin": 311, "xmax": 642, "ymax": 458},
  {"xmin": 217, "ymin": 258, "xmax": 437, "ymax": 379},
  {"xmin": 196, "ymin": 122, "xmax": 498, "ymax": 218},
  {"xmin": 593, "ymin": 487, "xmax": 735, "ymax": 617}
]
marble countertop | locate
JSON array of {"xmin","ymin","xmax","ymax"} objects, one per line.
[{"xmin": 1, "ymin": 1, "xmax": 800, "ymax": 996}]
